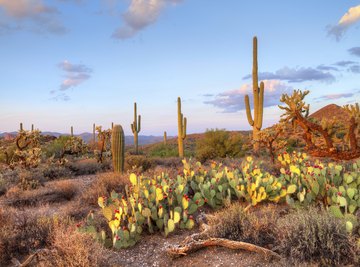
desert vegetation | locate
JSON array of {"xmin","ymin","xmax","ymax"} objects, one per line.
[{"xmin": 1, "ymin": 36, "xmax": 359, "ymax": 267}]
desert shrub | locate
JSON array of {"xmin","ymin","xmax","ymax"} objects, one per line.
[
  {"xmin": 206, "ymin": 203, "xmax": 277, "ymax": 247},
  {"xmin": 151, "ymin": 157, "xmax": 182, "ymax": 168},
  {"xmin": 43, "ymin": 164, "xmax": 72, "ymax": 180},
  {"xmin": 43, "ymin": 136, "xmax": 70, "ymax": 158},
  {"xmin": 276, "ymin": 207, "xmax": 357, "ymax": 266},
  {"xmin": 18, "ymin": 169, "xmax": 46, "ymax": 190},
  {"xmin": 67, "ymin": 159, "xmax": 102, "ymax": 176},
  {"xmin": 196, "ymin": 129, "xmax": 245, "ymax": 162},
  {"xmin": 80, "ymin": 172, "xmax": 128, "ymax": 206},
  {"xmin": 148, "ymin": 143, "xmax": 179, "ymax": 158},
  {"xmin": 125, "ymin": 155, "xmax": 153, "ymax": 172},
  {"xmin": 0, "ymin": 208, "xmax": 59, "ymax": 266},
  {"xmin": 6, "ymin": 179, "xmax": 78, "ymax": 207},
  {"xmin": 40, "ymin": 223, "xmax": 107, "ymax": 267}
]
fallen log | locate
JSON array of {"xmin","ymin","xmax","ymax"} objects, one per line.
[{"xmin": 167, "ymin": 237, "xmax": 282, "ymax": 260}]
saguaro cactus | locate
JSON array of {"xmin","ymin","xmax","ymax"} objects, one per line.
[
  {"xmin": 164, "ymin": 131, "xmax": 167, "ymax": 145},
  {"xmin": 131, "ymin": 102, "xmax": 141, "ymax": 154},
  {"xmin": 20, "ymin": 123, "xmax": 23, "ymax": 131},
  {"xmin": 111, "ymin": 124, "xmax": 125, "ymax": 173},
  {"xmin": 177, "ymin": 97, "xmax": 187, "ymax": 158},
  {"xmin": 31, "ymin": 124, "xmax": 34, "ymax": 132},
  {"xmin": 93, "ymin": 123, "xmax": 96, "ymax": 143},
  {"xmin": 244, "ymin": 36, "xmax": 264, "ymax": 153}
]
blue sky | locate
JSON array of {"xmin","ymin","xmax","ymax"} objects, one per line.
[{"xmin": 0, "ymin": 0, "xmax": 359, "ymax": 135}]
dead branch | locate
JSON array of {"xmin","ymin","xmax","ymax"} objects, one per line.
[{"xmin": 167, "ymin": 237, "xmax": 281, "ymax": 260}]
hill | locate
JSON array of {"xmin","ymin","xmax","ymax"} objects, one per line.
[{"xmin": 309, "ymin": 104, "xmax": 350, "ymax": 123}]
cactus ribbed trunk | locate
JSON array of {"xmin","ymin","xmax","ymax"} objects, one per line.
[
  {"xmin": 71, "ymin": 126, "xmax": 74, "ymax": 137},
  {"xmin": 131, "ymin": 102, "xmax": 141, "ymax": 154},
  {"xmin": 111, "ymin": 125, "xmax": 125, "ymax": 173},
  {"xmin": 244, "ymin": 36, "xmax": 264, "ymax": 154},
  {"xmin": 177, "ymin": 97, "xmax": 187, "ymax": 158},
  {"xmin": 20, "ymin": 123, "xmax": 23, "ymax": 131},
  {"xmin": 164, "ymin": 131, "xmax": 167, "ymax": 145},
  {"xmin": 111, "ymin": 122, "xmax": 114, "ymax": 129},
  {"xmin": 31, "ymin": 124, "xmax": 34, "ymax": 132}
]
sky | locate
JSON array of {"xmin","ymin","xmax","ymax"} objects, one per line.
[{"xmin": 0, "ymin": 0, "xmax": 359, "ymax": 135}]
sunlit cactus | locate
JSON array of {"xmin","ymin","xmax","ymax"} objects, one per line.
[
  {"xmin": 131, "ymin": 102, "xmax": 141, "ymax": 154},
  {"xmin": 164, "ymin": 131, "xmax": 167, "ymax": 145},
  {"xmin": 71, "ymin": 126, "xmax": 74, "ymax": 137},
  {"xmin": 177, "ymin": 97, "xmax": 187, "ymax": 158},
  {"xmin": 112, "ymin": 124, "xmax": 125, "ymax": 173},
  {"xmin": 244, "ymin": 36, "xmax": 264, "ymax": 153}
]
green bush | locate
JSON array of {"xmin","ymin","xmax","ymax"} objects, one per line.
[
  {"xmin": 43, "ymin": 136, "xmax": 71, "ymax": 158},
  {"xmin": 196, "ymin": 129, "xmax": 244, "ymax": 162},
  {"xmin": 148, "ymin": 143, "xmax": 179, "ymax": 158}
]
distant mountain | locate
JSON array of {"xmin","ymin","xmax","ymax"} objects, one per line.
[{"xmin": 0, "ymin": 131, "xmax": 168, "ymax": 146}]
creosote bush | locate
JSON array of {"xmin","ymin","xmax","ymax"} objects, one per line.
[
  {"xmin": 276, "ymin": 207, "xmax": 358, "ymax": 266},
  {"xmin": 196, "ymin": 129, "xmax": 245, "ymax": 162}
]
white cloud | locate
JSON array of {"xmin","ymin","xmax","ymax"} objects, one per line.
[
  {"xmin": 112, "ymin": 0, "xmax": 182, "ymax": 39},
  {"xmin": 204, "ymin": 80, "xmax": 294, "ymax": 113},
  {"xmin": 328, "ymin": 5, "xmax": 360, "ymax": 41}
]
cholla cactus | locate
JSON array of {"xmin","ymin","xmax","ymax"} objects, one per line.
[
  {"xmin": 279, "ymin": 90, "xmax": 360, "ymax": 160},
  {"xmin": 10, "ymin": 129, "xmax": 42, "ymax": 169},
  {"xmin": 61, "ymin": 136, "xmax": 88, "ymax": 160},
  {"xmin": 95, "ymin": 126, "xmax": 112, "ymax": 163},
  {"xmin": 257, "ymin": 124, "xmax": 287, "ymax": 163}
]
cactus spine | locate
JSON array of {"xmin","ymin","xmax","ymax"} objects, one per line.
[
  {"xmin": 111, "ymin": 124, "xmax": 125, "ymax": 173},
  {"xmin": 71, "ymin": 126, "xmax": 74, "ymax": 137},
  {"xmin": 131, "ymin": 102, "xmax": 141, "ymax": 154},
  {"xmin": 244, "ymin": 36, "xmax": 264, "ymax": 153},
  {"xmin": 164, "ymin": 131, "xmax": 167, "ymax": 145},
  {"xmin": 177, "ymin": 97, "xmax": 187, "ymax": 158}
]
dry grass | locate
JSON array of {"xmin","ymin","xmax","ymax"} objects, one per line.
[
  {"xmin": 5, "ymin": 179, "xmax": 78, "ymax": 207},
  {"xmin": 80, "ymin": 172, "xmax": 128, "ymax": 206}
]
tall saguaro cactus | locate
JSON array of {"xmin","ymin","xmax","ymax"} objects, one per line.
[
  {"xmin": 131, "ymin": 102, "xmax": 141, "ymax": 154},
  {"xmin": 20, "ymin": 123, "xmax": 23, "ymax": 131},
  {"xmin": 93, "ymin": 123, "xmax": 96, "ymax": 143},
  {"xmin": 71, "ymin": 126, "xmax": 74, "ymax": 137},
  {"xmin": 177, "ymin": 97, "xmax": 187, "ymax": 158},
  {"xmin": 244, "ymin": 36, "xmax": 264, "ymax": 153},
  {"xmin": 164, "ymin": 131, "xmax": 167, "ymax": 145},
  {"xmin": 111, "ymin": 124, "xmax": 125, "ymax": 173}
]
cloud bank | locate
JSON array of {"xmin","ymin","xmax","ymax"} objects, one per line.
[
  {"xmin": 112, "ymin": 0, "xmax": 182, "ymax": 39},
  {"xmin": 327, "ymin": 5, "xmax": 360, "ymax": 41},
  {"xmin": 204, "ymin": 80, "xmax": 293, "ymax": 113},
  {"xmin": 243, "ymin": 67, "xmax": 335, "ymax": 83},
  {"xmin": 0, "ymin": 0, "xmax": 66, "ymax": 34}
]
